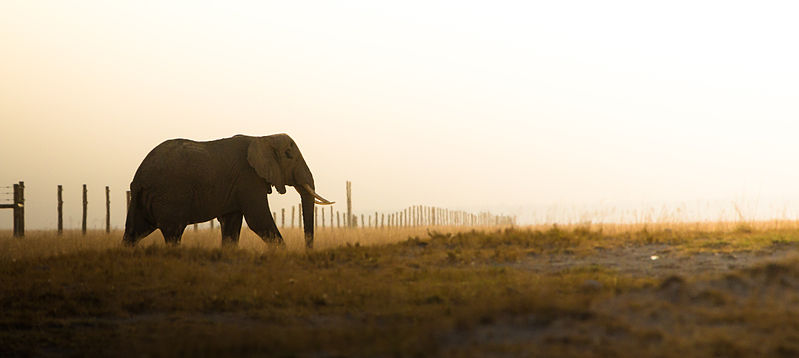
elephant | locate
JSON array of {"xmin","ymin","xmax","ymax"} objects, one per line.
[{"xmin": 122, "ymin": 134, "xmax": 334, "ymax": 248}]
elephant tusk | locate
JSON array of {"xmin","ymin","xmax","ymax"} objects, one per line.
[{"xmin": 303, "ymin": 184, "xmax": 335, "ymax": 205}]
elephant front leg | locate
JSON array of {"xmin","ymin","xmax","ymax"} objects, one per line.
[
  {"xmin": 160, "ymin": 225, "xmax": 186, "ymax": 245},
  {"xmin": 219, "ymin": 213, "xmax": 243, "ymax": 246},
  {"xmin": 241, "ymin": 198, "xmax": 284, "ymax": 246}
]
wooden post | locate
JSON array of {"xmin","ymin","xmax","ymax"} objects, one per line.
[
  {"xmin": 381, "ymin": 213, "xmax": 385, "ymax": 228},
  {"xmin": 126, "ymin": 190, "xmax": 131, "ymax": 213},
  {"xmin": 281, "ymin": 208, "xmax": 285, "ymax": 228},
  {"xmin": 321, "ymin": 206, "xmax": 325, "ymax": 228},
  {"xmin": 12, "ymin": 182, "xmax": 25, "ymax": 237},
  {"xmin": 194, "ymin": 223, "xmax": 198, "ymax": 231},
  {"xmin": 57, "ymin": 185, "xmax": 63, "ymax": 235},
  {"xmin": 19, "ymin": 182, "xmax": 24, "ymax": 237},
  {"xmin": 105, "ymin": 186, "xmax": 111, "ymax": 233},
  {"xmin": 298, "ymin": 204, "xmax": 302, "ymax": 229},
  {"xmin": 360, "ymin": 214, "xmax": 364, "ymax": 229},
  {"xmin": 315, "ymin": 206, "xmax": 318, "ymax": 229},
  {"xmin": 291, "ymin": 206, "xmax": 295, "ymax": 228},
  {"xmin": 428, "ymin": 207, "xmax": 431, "ymax": 226},
  {"xmin": 272, "ymin": 211, "xmax": 277, "ymax": 225},
  {"xmin": 336, "ymin": 211, "xmax": 340, "ymax": 228},
  {"xmin": 346, "ymin": 181, "xmax": 352, "ymax": 228},
  {"xmin": 82, "ymin": 184, "xmax": 88, "ymax": 235},
  {"xmin": 210, "ymin": 219, "xmax": 214, "ymax": 229},
  {"xmin": 329, "ymin": 206, "xmax": 333, "ymax": 228},
  {"xmin": 12, "ymin": 184, "xmax": 18, "ymax": 237}
]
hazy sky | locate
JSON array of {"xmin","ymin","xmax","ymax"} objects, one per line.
[{"xmin": 2, "ymin": 1, "xmax": 799, "ymax": 229}]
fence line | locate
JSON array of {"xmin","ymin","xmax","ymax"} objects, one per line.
[{"xmin": 2, "ymin": 181, "xmax": 515, "ymax": 236}]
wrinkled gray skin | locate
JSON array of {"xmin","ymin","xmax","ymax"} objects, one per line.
[{"xmin": 123, "ymin": 134, "xmax": 318, "ymax": 248}]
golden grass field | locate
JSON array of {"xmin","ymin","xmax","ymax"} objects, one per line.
[{"xmin": 3, "ymin": 222, "xmax": 799, "ymax": 357}]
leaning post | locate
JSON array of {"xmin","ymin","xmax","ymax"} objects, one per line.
[
  {"xmin": 57, "ymin": 185, "xmax": 63, "ymax": 235},
  {"xmin": 82, "ymin": 184, "xmax": 87, "ymax": 236},
  {"xmin": 105, "ymin": 186, "xmax": 111, "ymax": 233}
]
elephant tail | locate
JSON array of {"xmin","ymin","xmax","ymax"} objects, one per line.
[{"xmin": 122, "ymin": 187, "xmax": 156, "ymax": 246}]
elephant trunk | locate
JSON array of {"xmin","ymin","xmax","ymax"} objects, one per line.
[{"xmin": 300, "ymin": 189, "xmax": 315, "ymax": 248}]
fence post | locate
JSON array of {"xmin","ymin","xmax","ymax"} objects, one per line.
[
  {"xmin": 336, "ymin": 211, "xmax": 340, "ymax": 228},
  {"xmin": 329, "ymin": 206, "xmax": 333, "ymax": 228},
  {"xmin": 321, "ymin": 206, "xmax": 325, "ymax": 228},
  {"xmin": 19, "ymin": 182, "xmax": 24, "ymax": 237},
  {"xmin": 194, "ymin": 223, "xmax": 198, "ymax": 231},
  {"xmin": 346, "ymin": 181, "xmax": 352, "ymax": 228},
  {"xmin": 57, "ymin": 185, "xmax": 63, "ymax": 235},
  {"xmin": 281, "ymin": 208, "xmax": 285, "ymax": 228},
  {"xmin": 12, "ymin": 182, "xmax": 24, "ymax": 237},
  {"xmin": 12, "ymin": 184, "xmax": 18, "ymax": 237},
  {"xmin": 315, "ymin": 206, "xmax": 318, "ymax": 229},
  {"xmin": 360, "ymin": 214, "xmax": 364, "ymax": 229},
  {"xmin": 291, "ymin": 206, "xmax": 295, "ymax": 228},
  {"xmin": 105, "ymin": 186, "xmax": 111, "ymax": 233},
  {"xmin": 82, "ymin": 184, "xmax": 87, "ymax": 235}
]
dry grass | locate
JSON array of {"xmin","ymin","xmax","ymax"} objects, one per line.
[
  {"xmin": 2, "ymin": 222, "xmax": 799, "ymax": 356},
  {"xmin": 4, "ymin": 219, "xmax": 799, "ymax": 259}
]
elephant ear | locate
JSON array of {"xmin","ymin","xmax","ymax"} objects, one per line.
[{"xmin": 247, "ymin": 137, "xmax": 287, "ymax": 194}]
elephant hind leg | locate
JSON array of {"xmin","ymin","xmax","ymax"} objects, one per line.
[
  {"xmin": 160, "ymin": 225, "xmax": 186, "ymax": 245},
  {"xmin": 219, "ymin": 213, "xmax": 243, "ymax": 246}
]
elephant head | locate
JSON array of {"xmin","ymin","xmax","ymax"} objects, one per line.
[{"xmin": 246, "ymin": 133, "xmax": 334, "ymax": 247}]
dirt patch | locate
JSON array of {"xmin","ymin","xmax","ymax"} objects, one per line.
[
  {"xmin": 445, "ymin": 245, "xmax": 799, "ymax": 357},
  {"xmin": 521, "ymin": 243, "xmax": 799, "ymax": 278}
]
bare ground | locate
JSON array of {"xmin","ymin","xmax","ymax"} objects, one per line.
[
  {"xmin": 444, "ymin": 242, "xmax": 799, "ymax": 357},
  {"xmin": 526, "ymin": 242, "xmax": 799, "ymax": 278}
]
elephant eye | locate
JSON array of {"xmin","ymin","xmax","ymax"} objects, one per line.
[{"xmin": 284, "ymin": 149, "xmax": 293, "ymax": 159}]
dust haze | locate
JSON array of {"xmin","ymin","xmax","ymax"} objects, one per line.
[{"xmin": 2, "ymin": 1, "xmax": 799, "ymax": 229}]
